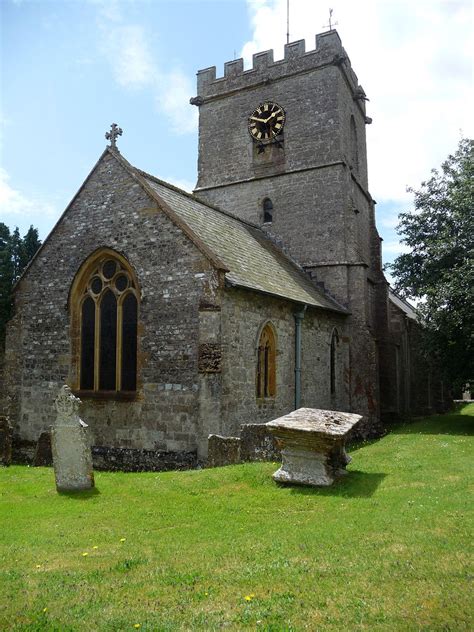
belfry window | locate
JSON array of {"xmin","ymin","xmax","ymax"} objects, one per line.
[
  {"xmin": 256, "ymin": 323, "xmax": 276, "ymax": 398},
  {"xmin": 262, "ymin": 198, "xmax": 273, "ymax": 223},
  {"xmin": 330, "ymin": 328, "xmax": 339, "ymax": 395},
  {"xmin": 73, "ymin": 253, "xmax": 139, "ymax": 393}
]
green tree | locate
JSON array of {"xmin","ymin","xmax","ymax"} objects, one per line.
[
  {"xmin": 10, "ymin": 226, "xmax": 22, "ymax": 282},
  {"xmin": 0, "ymin": 224, "xmax": 14, "ymax": 349},
  {"xmin": 0, "ymin": 224, "xmax": 42, "ymax": 349},
  {"xmin": 390, "ymin": 137, "xmax": 474, "ymax": 390},
  {"xmin": 19, "ymin": 225, "xmax": 41, "ymax": 276}
]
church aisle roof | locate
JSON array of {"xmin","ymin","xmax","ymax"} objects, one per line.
[
  {"xmin": 135, "ymin": 167, "xmax": 346, "ymax": 313},
  {"xmin": 388, "ymin": 288, "xmax": 418, "ymax": 321}
]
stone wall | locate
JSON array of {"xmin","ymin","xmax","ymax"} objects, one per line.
[
  {"xmin": 4, "ymin": 151, "xmax": 214, "ymax": 455},
  {"xmin": 219, "ymin": 287, "xmax": 349, "ymax": 435},
  {"xmin": 385, "ymin": 299, "xmax": 449, "ymax": 419},
  {"xmin": 91, "ymin": 446, "xmax": 197, "ymax": 472},
  {"xmin": 0, "ymin": 415, "xmax": 12, "ymax": 466}
]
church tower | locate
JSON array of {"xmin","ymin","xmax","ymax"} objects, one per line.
[{"xmin": 192, "ymin": 30, "xmax": 389, "ymax": 425}]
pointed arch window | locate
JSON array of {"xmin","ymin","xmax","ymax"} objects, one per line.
[
  {"xmin": 73, "ymin": 252, "xmax": 139, "ymax": 393},
  {"xmin": 262, "ymin": 198, "xmax": 273, "ymax": 223},
  {"xmin": 330, "ymin": 328, "xmax": 339, "ymax": 396},
  {"xmin": 256, "ymin": 323, "xmax": 276, "ymax": 398}
]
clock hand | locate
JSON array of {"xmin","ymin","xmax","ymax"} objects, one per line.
[
  {"xmin": 250, "ymin": 116, "xmax": 268, "ymax": 123},
  {"xmin": 265, "ymin": 110, "xmax": 279, "ymax": 122}
]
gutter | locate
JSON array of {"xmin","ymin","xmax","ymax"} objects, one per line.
[{"xmin": 294, "ymin": 304, "xmax": 307, "ymax": 410}]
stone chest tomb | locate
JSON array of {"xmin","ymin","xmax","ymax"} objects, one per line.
[{"xmin": 266, "ymin": 408, "xmax": 362, "ymax": 486}]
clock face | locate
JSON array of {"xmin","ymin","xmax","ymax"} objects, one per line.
[{"xmin": 248, "ymin": 102, "xmax": 285, "ymax": 142}]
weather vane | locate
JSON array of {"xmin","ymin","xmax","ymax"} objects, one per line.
[
  {"xmin": 105, "ymin": 123, "xmax": 123, "ymax": 149},
  {"xmin": 323, "ymin": 8, "xmax": 338, "ymax": 31}
]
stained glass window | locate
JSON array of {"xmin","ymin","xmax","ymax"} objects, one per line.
[
  {"xmin": 77, "ymin": 254, "xmax": 138, "ymax": 392},
  {"xmin": 80, "ymin": 297, "xmax": 95, "ymax": 390}
]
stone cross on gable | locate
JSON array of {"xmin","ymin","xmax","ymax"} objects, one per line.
[
  {"xmin": 105, "ymin": 123, "xmax": 123, "ymax": 149},
  {"xmin": 323, "ymin": 8, "xmax": 338, "ymax": 31}
]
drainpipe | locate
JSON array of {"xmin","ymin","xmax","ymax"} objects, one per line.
[{"xmin": 294, "ymin": 304, "xmax": 307, "ymax": 410}]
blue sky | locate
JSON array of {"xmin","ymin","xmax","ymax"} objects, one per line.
[{"xmin": 1, "ymin": 0, "xmax": 473, "ymax": 270}]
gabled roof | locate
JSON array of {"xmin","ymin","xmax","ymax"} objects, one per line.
[
  {"xmin": 16, "ymin": 147, "xmax": 347, "ymax": 314},
  {"xmin": 131, "ymin": 164, "xmax": 347, "ymax": 313},
  {"xmin": 388, "ymin": 288, "xmax": 418, "ymax": 321}
]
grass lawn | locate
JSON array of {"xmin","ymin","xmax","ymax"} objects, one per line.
[{"xmin": 1, "ymin": 405, "xmax": 472, "ymax": 631}]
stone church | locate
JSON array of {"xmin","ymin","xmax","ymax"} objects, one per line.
[{"xmin": 3, "ymin": 30, "xmax": 438, "ymax": 468}]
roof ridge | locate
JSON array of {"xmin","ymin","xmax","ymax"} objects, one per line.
[
  {"xmin": 259, "ymin": 231, "xmax": 348, "ymax": 312},
  {"xmin": 388, "ymin": 286, "xmax": 418, "ymax": 312},
  {"xmin": 135, "ymin": 167, "xmax": 262, "ymax": 230},
  {"xmin": 135, "ymin": 165, "xmax": 346, "ymax": 313}
]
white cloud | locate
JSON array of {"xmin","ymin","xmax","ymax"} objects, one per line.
[
  {"xmin": 382, "ymin": 240, "xmax": 411, "ymax": 255},
  {"xmin": 0, "ymin": 168, "xmax": 56, "ymax": 218},
  {"xmin": 242, "ymin": 0, "xmax": 473, "ymax": 206},
  {"xmin": 154, "ymin": 71, "xmax": 198, "ymax": 135},
  {"xmin": 88, "ymin": 0, "xmax": 122, "ymax": 23},
  {"xmin": 378, "ymin": 213, "xmax": 400, "ymax": 230},
  {"xmin": 160, "ymin": 176, "xmax": 195, "ymax": 193},
  {"xmin": 102, "ymin": 24, "xmax": 154, "ymax": 89},
  {"xmin": 95, "ymin": 6, "xmax": 197, "ymax": 134}
]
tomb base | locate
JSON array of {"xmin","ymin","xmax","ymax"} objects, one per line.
[
  {"xmin": 266, "ymin": 408, "xmax": 362, "ymax": 487},
  {"xmin": 273, "ymin": 447, "xmax": 338, "ymax": 486}
]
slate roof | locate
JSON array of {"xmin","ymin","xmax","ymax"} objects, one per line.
[
  {"xmin": 135, "ymin": 167, "xmax": 346, "ymax": 313},
  {"xmin": 13, "ymin": 147, "xmax": 347, "ymax": 315},
  {"xmin": 388, "ymin": 288, "xmax": 418, "ymax": 321}
]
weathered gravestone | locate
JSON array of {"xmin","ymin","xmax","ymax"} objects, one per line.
[
  {"xmin": 207, "ymin": 434, "xmax": 241, "ymax": 467},
  {"xmin": 0, "ymin": 415, "xmax": 13, "ymax": 466},
  {"xmin": 51, "ymin": 385, "xmax": 94, "ymax": 492},
  {"xmin": 266, "ymin": 408, "xmax": 362, "ymax": 487}
]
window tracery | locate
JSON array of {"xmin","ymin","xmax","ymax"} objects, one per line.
[{"xmin": 72, "ymin": 253, "xmax": 138, "ymax": 393}]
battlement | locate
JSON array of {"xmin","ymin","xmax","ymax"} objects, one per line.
[{"xmin": 196, "ymin": 30, "xmax": 361, "ymax": 100}]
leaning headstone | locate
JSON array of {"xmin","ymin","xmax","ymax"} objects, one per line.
[
  {"xmin": 0, "ymin": 415, "xmax": 13, "ymax": 466},
  {"xmin": 51, "ymin": 386, "xmax": 94, "ymax": 492},
  {"xmin": 266, "ymin": 408, "xmax": 362, "ymax": 487},
  {"xmin": 240, "ymin": 423, "xmax": 281, "ymax": 462},
  {"xmin": 207, "ymin": 434, "xmax": 241, "ymax": 467},
  {"xmin": 33, "ymin": 431, "xmax": 53, "ymax": 466}
]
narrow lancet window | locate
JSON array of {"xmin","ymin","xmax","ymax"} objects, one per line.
[
  {"xmin": 263, "ymin": 198, "xmax": 273, "ymax": 223},
  {"xmin": 99, "ymin": 290, "xmax": 117, "ymax": 390},
  {"xmin": 80, "ymin": 297, "xmax": 95, "ymax": 390},
  {"xmin": 330, "ymin": 329, "xmax": 339, "ymax": 395},
  {"xmin": 257, "ymin": 323, "xmax": 276, "ymax": 398}
]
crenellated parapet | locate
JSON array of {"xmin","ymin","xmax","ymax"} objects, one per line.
[{"xmin": 194, "ymin": 30, "xmax": 364, "ymax": 102}]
